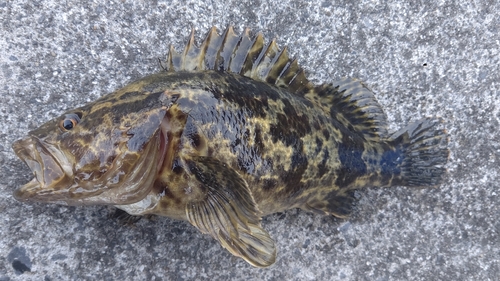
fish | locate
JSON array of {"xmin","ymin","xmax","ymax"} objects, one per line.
[{"xmin": 11, "ymin": 26, "xmax": 449, "ymax": 267}]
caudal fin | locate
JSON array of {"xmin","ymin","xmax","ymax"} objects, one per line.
[{"xmin": 389, "ymin": 118, "xmax": 449, "ymax": 187}]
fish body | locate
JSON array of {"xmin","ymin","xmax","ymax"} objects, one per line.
[{"xmin": 12, "ymin": 26, "xmax": 449, "ymax": 267}]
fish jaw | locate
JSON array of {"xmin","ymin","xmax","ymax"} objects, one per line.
[
  {"xmin": 12, "ymin": 136, "xmax": 74, "ymax": 203},
  {"xmin": 12, "ymin": 128, "xmax": 166, "ymax": 206}
]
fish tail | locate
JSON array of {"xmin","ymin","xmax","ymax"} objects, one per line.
[{"xmin": 386, "ymin": 118, "xmax": 449, "ymax": 187}]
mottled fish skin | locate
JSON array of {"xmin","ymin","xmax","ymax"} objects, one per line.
[
  {"xmin": 119, "ymin": 71, "xmax": 385, "ymax": 217},
  {"xmin": 12, "ymin": 26, "xmax": 449, "ymax": 267}
]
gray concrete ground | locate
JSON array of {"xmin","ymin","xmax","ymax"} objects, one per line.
[{"xmin": 1, "ymin": 0, "xmax": 499, "ymax": 280}]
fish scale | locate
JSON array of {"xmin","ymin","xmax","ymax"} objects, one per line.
[{"xmin": 12, "ymin": 26, "xmax": 448, "ymax": 267}]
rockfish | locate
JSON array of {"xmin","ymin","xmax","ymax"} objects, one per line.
[{"xmin": 12, "ymin": 26, "xmax": 449, "ymax": 267}]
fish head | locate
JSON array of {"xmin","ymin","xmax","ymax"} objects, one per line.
[{"xmin": 12, "ymin": 83, "xmax": 173, "ymax": 206}]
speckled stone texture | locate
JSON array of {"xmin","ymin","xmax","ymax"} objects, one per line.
[{"xmin": 1, "ymin": 0, "xmax": 498, "ymax": 280}]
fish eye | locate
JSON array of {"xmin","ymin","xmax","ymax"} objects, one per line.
[{"xmin": 59, "ymin": 113, "xmax": 82, "ymax": 131}]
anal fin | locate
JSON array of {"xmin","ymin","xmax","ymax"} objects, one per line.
[
  {"xmin": 304, "ymin": 189, "xmax": 357, "ymax": 219},
  {"xmin": 185, "ymin": 156, "xmax": 276, "ymax": 267}
]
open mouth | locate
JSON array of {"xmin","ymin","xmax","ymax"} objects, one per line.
[
  {"xmin": 12, "ymin": 119, "xmax": 169, "ymax": 205},
  {"xmin": 11, "ymin": 136, "xmax": 71, "ymax": 202}
]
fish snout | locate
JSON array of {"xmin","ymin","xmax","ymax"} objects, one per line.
[{"xmin": 12, "ymin": 136, "xmax": 72, "ymax": 202}]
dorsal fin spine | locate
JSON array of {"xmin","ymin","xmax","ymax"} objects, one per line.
[
  {"xmin": 183, "ymin": 28, "xmax": 202, "ymax": 71},
  {"xmin": 251, "ymin": 40, "xmax": 269, "ymax": 75},
  {"xmin": 166, "ymin": 26, "xmax": 316, "ymax": 95},
  {"xmin": 204, "ymin": 27, "xmax": 223, "ymax": 70},
  {"xmin": 219, "ymin": 26, "xmax": 237, "ymax": 71},
  {"xmin": 168, "ymin": 45, "xmax": 182, "ymax": 71},
  {"xmin": 167, "ymin": 45, "xmax": 175, "ymax": 71},
  {"xmin": 230, "ymin": 28, "xmax": 252, "ymax": 74},
  {"xmin": 266, "ymin": 46, "xmax": 289, "ymax": 84},
  {"xmin": 257, "ymin": 40, "xmax": 280, "ymax": 81},
  {"xmin": 181, "ymin": 29, "xmax": 193, "ymax": 70},
  {"xmin": 241, "ymin": 33, "xmax": 264, "ymax": 76}
]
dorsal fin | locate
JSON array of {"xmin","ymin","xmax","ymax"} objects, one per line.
[
  {"xmin": 309, "ymin": 78, "xmax": 389, "ymax": 141},
  {"xmin": 166, "ymin": 26, "xmax": 314, "ymax": 95},
  {"xmin": 167, "ymin": 26, "xmax": 388, "ymax": 141}
]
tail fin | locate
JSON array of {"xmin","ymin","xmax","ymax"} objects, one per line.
[{"xmin": 389, "ymin": 118, "xmax": 449, "ymax": 187}]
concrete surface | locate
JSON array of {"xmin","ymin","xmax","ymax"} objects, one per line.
[{"xmin": 1, "ymin": 0, "xmax": 499, "ymax": 280}]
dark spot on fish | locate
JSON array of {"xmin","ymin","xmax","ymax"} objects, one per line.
[
  {"xmin": 170, "ymin": 158, "xmax": 184, "ymax": 174},
  {"xmin": 279, "ymin": 141, "xmax": 308, "ymax": 192},
  {"xmin": 258, "ymin": 94, "xmax": 269, "ymax": 107},
  {"xmin": 347, "ymin": 124, "xmax": 355, "ymax": 133},
  {"xmin": 262, "ymin": 178, "xmax": 278, "ymax": 191},
  {"xmin": 152, "ymin": 180, "xmax": 164, "ymax": 193},
  {"xmin": 312, "ymin": 120, "xmax": 321, "ymax": 130},
  {"xmin": 254, "ymin": 125, "xmax": 265, "ymax": 153},
  {"xmin": 317, "ymin": 149, "xmax": 329, "ymax": 178},
  {"xmin": 164, "ymin": 187, "xmax": 181, "ymax": 205},
  {"xmin": 335, "ymin": 138, "xmax": 367, "ymax": 188},
  {"xmin": 301, "ymin": 98, "xmax": 314, "ymax": 108},
  {"xmin": 322, "ymin": 129, "xmax": 330, "ymax": 141},
  {"xmin": 282, "ymin": 99, "xmax": 296, "ymax": 115},
  {"xmin": 172, "ymin": 165, "xmax": 184, "ymax": 175},
  {"xmin": 243, "ymin": 128, "xmax": 250, "ymax": 142},
  {"xmin": 189, "ymin": 133, "xmax": 203, "ymax": 148},
  {"xmin": 119, "ymin": 91, "xmax": 141, "ymax": 100},
  {"xmin": 236, "ymin": 110, "xmax": 246, "ymax": 126},
  {"xmin": 315, "ymin": 137, "xmax": 323, "ymax": 154},
  {"xmin": 276, "ymin": 113, "xmax": 289, "ymax": 130},
  {"xmin": 291, "ymin": 152, "xmax": 308, "ymax": 174},
  {"xmin": 270, "ymin": 122, "xmax": 300, "ymax": 147},
  {"xmin": 111, "ymin": 111, "xmax": 122, "ymax": 124},
  {"xmin": 231, "ymin": 138, "xmax": 241, "ymax": 150},
  {"xmin": 368, "ymin": 173, "xmax": 379, "ymax": 183}
]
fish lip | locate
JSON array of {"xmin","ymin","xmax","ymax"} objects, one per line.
[
  {"xmin": 12, "ymin": 137, "xmax": 43, "ymax": 201},
  {"xmin": 12, "ymin": 136, "xmax": 71, "ymax": 202},
  {"xmin": 13, "ymin": 177, "xmax": 39, "ymax": 201}
]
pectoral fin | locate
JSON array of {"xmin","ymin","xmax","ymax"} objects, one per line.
[{"xmin": 185, "ymin": 156, "xmax": 276, "ymax": 267}]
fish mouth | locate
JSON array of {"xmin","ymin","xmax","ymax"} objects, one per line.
[{"xmin": 12, "ymin": 136, "xmax": 73, "ymax": 203}]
